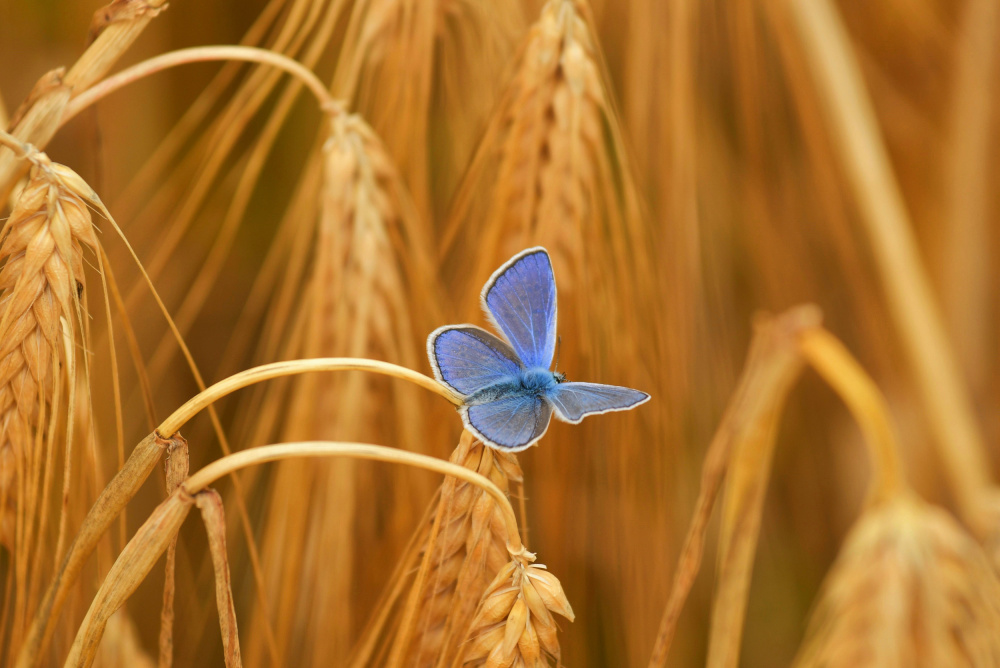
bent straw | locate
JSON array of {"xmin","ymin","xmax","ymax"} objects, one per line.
[
  {"xmin": 648, "ymin": 306, "xmax": 817, "ymax": 667},
  {"xmin": 19, "ymin": 359, "xmax": 461, "ymax": 668},
  {"xmin": 782, "ymin": 0, "xmax": 992, "ymax": 535},
  {"xmin": 158, "ymin": 358, "xmax": 463, "ymax": 436},
  {"xmin": 798, "ymin": 328, "xmax": 905, "ymax": 504},
  {"xmin": 61, "ymin": 45, "xmax": 339, "ymax": 124},
  {"xmin": 64, "ymin": 443, "xmax": 527, "ymax": 668}
]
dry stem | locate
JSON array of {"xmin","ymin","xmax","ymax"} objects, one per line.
[
  {"xmin": 158, "ymin": 358, "xmax": 462, "ymax": 437},
  {"xmin": 648, "ymin": 306, "xmax": 818, "ymax": 667},
  {"xmin": 0, "ymin": 0, "xmax": 170, "ymax": 199},
  {"xmin": 61, "ymin": 45, "xmax": 339, "ymax": 125},
  {"xmin": 66, "ymin": 440, "xmax": 528, "ymax": 668},
  {"xmin": 797, "ymin": 329, "xmax": 904, "ymax": 503},
  {"xmin": 781, "ymin": 0, "xmax": 994, "ymax": 536}
]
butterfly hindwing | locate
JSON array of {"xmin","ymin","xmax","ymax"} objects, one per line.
[
  {"xmin": 428, "ymin": 325, "xmax": 522, "ymax": 396},
  {"xmin": 544, "ymin": 382, "xmax": 650, "ymax": 424},
  {"xmin": 463, "ymin": 395, "xmax": 553, "ymax": 451},
  {"xmin": 481, "ymin": 247, "xmax": 557, "ymax": 370}
]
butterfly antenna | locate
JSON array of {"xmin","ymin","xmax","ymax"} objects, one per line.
[{"xmin": 555, "ymin": 335, "xmax": 562, "ymax": 371}]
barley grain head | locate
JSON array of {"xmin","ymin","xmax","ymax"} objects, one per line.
[
  {"xmin": 0, "ymin": 151, "xmax": 101, "ymax": 661},
  {"xmin": 0, "ymin": 153, "xmax": 98, "ymax": 547},
  {"xmin": 461, "ymin": 556, "xmax": 574, "ymax": 667},
  {"xmin": 247, "ymin": 112, "xmax": 442, "ymax": 666},
  {"xmin": 794, "ymin": 495, "xmax": 1000, "ymax": 667},
  {"xmin": 405, "ymin": 429, "xmax": 524, "ymax": 667}
]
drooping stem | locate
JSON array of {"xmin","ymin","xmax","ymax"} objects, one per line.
[
  {"xmin": 798, "ymin": 328, "xmax": 905, "ymax": 504},
  {"xmin": 22, "ymin": 359, "xmax": 462, "ymax": 668},
  {"xmin": 182, "ymin": 442, "xmax": 525, "ymax": 556},
  {"xmin": 782, "ymin": 0, "xmax": 992, "ymax": 534},
  {"xmin": 649, "ymin": 306, "xmax": 817, "ymax": 668},
  {"xmin": 0, "ymin": 129, "xmax": 30, "ymax": 157},
  {"xmin": 64, "ymin": 442, "xmax": 527, "ymax": 668},
  {"xmin": 157, "ymin": 358, "xmax": 463, "ymax": 436},
  {"xmin": 62, "ymin": 46, "xmax": 339, "ymax": 124}
]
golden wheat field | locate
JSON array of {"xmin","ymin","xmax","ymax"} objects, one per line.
[{"xmin": 0, "ymin": 0, "xmax": 999, "ymax": 666}]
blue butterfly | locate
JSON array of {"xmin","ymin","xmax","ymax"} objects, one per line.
[{"xmin": 428, "ymin": 247, "xmax": 650, "ymax": 451}]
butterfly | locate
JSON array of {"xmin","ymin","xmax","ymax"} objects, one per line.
[{"xmin": 427, "ymin": 247, "xmax": 650, "ymax": 451}]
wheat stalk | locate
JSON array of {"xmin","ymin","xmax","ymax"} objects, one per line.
[
  {"xmin": 648, "ymin": 306, "xmax": 819, "ymax": 668},
  {"xmin": 245, "ymin": 111, "xmax": 442, "ymax": 665}
]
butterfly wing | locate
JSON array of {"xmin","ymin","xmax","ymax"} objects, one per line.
[
  {"xmin": 428, "ymin": 325, "xmax": 522, "ymax": 396},
  {"xmin": 544, "ymin": 382, "xmax": 650, "ymax": 424},
  {"xmin": 481, "ymin": 247, "xmax": 557, "ymax": 369},
  {"xmin": 462, "ymin": 395, "xmax": 553, "ymax": 451}
]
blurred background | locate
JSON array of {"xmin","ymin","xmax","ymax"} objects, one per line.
[{"xmin": 1, "ymin": 0, "xmax": 998, "ymax": 665}]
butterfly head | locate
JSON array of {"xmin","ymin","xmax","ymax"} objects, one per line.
[{"xmin": 553, "ymin": 371, "xmax": 567, "ymax": 383}]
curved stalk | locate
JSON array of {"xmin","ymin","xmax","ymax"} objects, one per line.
[
  {"xmin": 0, "ymin": 129, "xmax": 30, "ymax": 157},
  {"xmin": 157, "ymin": 358, "xmax": 463, "ymax": 436},
  {"xmin": 62, "ymin": 46, "xmax": 340, "ymax": 125},
  {"xmin": 798, "ymin": 328, "xmax": 905, "ymax": 504},
  {"xmin": 183, "ymin": 442, "xmax": 524, "ymax": 555},
  {"xmin": 782, "ymin": 0, "xmax": 992, "ymax": 534},
  {"xmin": 64, "ymin": 442, "xmax": 528, "ymax": 668}
]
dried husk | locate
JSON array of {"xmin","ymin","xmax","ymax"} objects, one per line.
[{"xmin": 461, "ymin": 557, "xmax": 574, "ymax": 667}]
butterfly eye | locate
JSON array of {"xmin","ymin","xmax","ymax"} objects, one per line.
[{"xmin": 554, "ymin": 371, "xmax": 567, "ymax": 383}]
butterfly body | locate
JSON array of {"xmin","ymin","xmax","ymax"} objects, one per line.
[
  {"xmin": 466, "ymin": 367, "xmax": 563, "ymax": 406},
  {"xmin": 428, "ymin": 247, "xmax": 649, "ymax": 451}
]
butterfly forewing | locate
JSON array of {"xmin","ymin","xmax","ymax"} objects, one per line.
[
  {"xmin": 544, "ymin": 382, "xmax": 650, "ymax": 424},
  {"xmin": 464, "ymin": 395, "xmax": 553, "ymax": 451},
  {"xmin": 482, "ymin": 248, "xmax": 557, "ymax": 369},
  {"xmin": 428, "ymin": 326, "xmax": 522, "ymax": 396}
]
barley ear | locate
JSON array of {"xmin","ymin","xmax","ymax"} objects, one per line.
[
  {"xmin": 794, "ymin": 496, "xmax": 1000, "ymax": 667},
  {"xmin": 0, "ymin": 152, "xmax": 102, "ymax": 662},
  {"xmin": 382, "ymin": 430, "xmax": 524, "ymax": 667},
  {"xmin": 461, "ymin": 558, "xmax": 574, "ymax": 667}
]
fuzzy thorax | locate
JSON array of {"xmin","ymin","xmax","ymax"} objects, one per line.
[{"xmin": 464, "ymin": 367, "xmax": 562, "ymax": 405}]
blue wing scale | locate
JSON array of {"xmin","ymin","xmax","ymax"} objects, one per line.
[
  {"xmin": 463, "ymin": 396, "xmax": 553, "ymax": 451},
  {"xmin": 428, "ymin": 326, "xmax": 522, "ymax": 396},
  {"xmin": 481, "ymin": 247, "xmax": 557, "ymax": 369}
]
